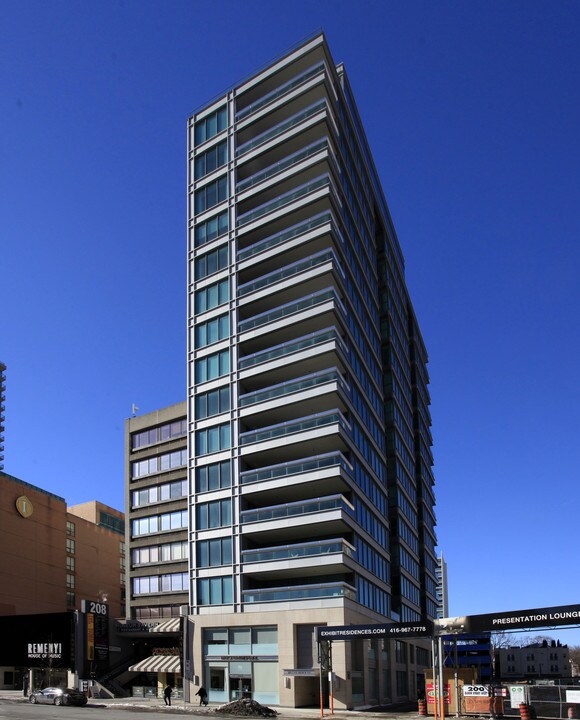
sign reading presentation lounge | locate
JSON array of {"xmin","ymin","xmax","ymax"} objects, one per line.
[{"xmin": 436, "ymin": 603, "xmax": 580, "ymax": 634}]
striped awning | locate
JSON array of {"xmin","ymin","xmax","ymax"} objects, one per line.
[
  {"xmin": 128, "ymin": 654, "xmax": 181, "ymax": 673},
  {"xmin": 151, "ymin": 618, "xmax": 181, "ymax": 633}
]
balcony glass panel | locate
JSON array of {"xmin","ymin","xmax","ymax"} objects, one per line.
[
  {"xmin": 238, "ymin": 249, "xmax": 337, "ymax": 298},
  {"xmin": 240, "ymin": 451, "xmax": 350, "ymax": 485},
  {"xmin": 239, "ymin": 327, "xmax": 346, "ymax": 370},
  {"xmin": 237, "ymin": 175, "xmax": 329, "ymax": 228},
  {"xmin": 240, "ymin": 494, "xmax": 352, "ymax": 524},
  {"xmin": 242, "ymin": 539, "xmax": 354, "ymax": 563},
  {"xmin": 239, "ymin": 409, "xmax": 348, "ymax": 446},
  {"xmin": 238, "ymin": 211, "xmax": 331, "ymax": 262},
  {"xmin": 242, "ymin": 582, "xmax": 356, "ymax": 604},
  {"xmin": 236, "ymin": 99, "xmax": 326, "ymax": 157},
  {"xmin": 236, "ymin": 62, "xmax": 326, "ymax": 121},
  {"xmin": 238, "ymin": 287, "xmax": 343, "ymax": 333},
  {"xmin": 237, "ymin": 139, "xmax": 328, "ymax": 193},
  {"xmin": 239, "ymin": 368, "xmax": 346, "ymax": 408}
]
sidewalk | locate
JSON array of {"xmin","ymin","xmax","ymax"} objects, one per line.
[{"xmin": 0, "ymin": 689, "xmax": 421, "ymax": 719}]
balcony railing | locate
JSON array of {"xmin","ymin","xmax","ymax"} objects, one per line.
[
  {"xmin": 236, "ymin": 61, "xmax": 326, "ymax": 121},
  {"xmin": 240, "ymin": 494, "xmax": 353, "ymax": 525},
  {"xmin": 239, "ymin": 450, "xmax": 351, "ymax": 485},
  {"xmin": 239, "ymin": 368, "xmax": 347, "ymax": 408},
  {"xmin": 239, "ymin": 327, "xmax": 347, "ymax": 371},
  {"xmin": 239, "ymin": 409, "xmax": 349, "ymax": 447},
  {"xmin": 236, "ymin": 99, "xmax": 327, "ymax": 157},
  {"xmin": 238, "ymin": 249, "xmax": 339, "ymax": 298},
  {"xmin": 238, "ymin": 287, "xmax": 344, "ymax": 333},
  {"xmin": 237, "ymin": 211, "xmax": 332, "ymax": 262},
  {"xmin": 242, "ymin": 581, "xmax": 356, "ymax": 604},
  {"xmin": 237, "ymin": 175, "xmax": 330, "ymax": 228},
  {"xmin": 241, "ymin": 538, "xmax": 354, "ymax": 564},
  {"xmin": 237, "ymin": 138, "xmax": 329, "ymax": 193}
]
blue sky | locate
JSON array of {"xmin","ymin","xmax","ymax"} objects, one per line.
[{"xmin": 2, "ymin": 1, "xmax": 580, "ymax": 642}]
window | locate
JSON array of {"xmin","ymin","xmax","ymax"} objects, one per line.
[
  {"xmin": 66, "ymin": 521, "xmax": 75, "ymax": 536},
  {"xmin": 132, "ymin": 510, "xmax": 188, "ymax": 537},
  {"xmin": 66, "ymin": 574, "xmax": 75, "ymax": 589},
  {"xmin": 195, "ymin": 211, "xmax": 228, "ymax": 248},
  {"xmin": 195, "ymin": 314, "xmax": 229, "ymax": 348},
  {"xmin": 132, "ymin": 541, "xmax": 188, "ymax": 565},
  {"xmin": 195, "ymin": 423, "xmax": 230, "ymax": 455},
  {"xmin": 66, "ymin": 556, "xmax": 75, "ymax": 572},
  {"xmin": 395, "ymin": 641, "xmax": 407, "ymax": 663},
  {"xmin": 195, "ymin": 140, "xmax": 227, "ymax": 179},
  {"xmin": 195, "ymin": 278, "xmax": 229, "ymax": 314},
  {"xmin": 196, "ymin": 460, "xmax": 231, "ymax": 492},
  {"xmin": 131, "ymin": 418, "xmax": 187, "ymax": 449},
  {"xmin": 396, "ymin": 670, "xmax": 408, "ymax": 696},
  {"xmin": 66, "ymin": 538, "xmax": 75, "ymax": 554},
  {"xmin": 195, "ymin": 176, "xmax": 228, "ymax": 214},
  {"xmin": 195, "ymin": 244, "xmax": 228, "ymax": 280},
  {"xmin": 133, "ymin": 572, "xmax": 188, "ymax": 595},
  {"xmin": 197, "ymin": 538, "xmax": 232, "ymax": 567},
  {"xmin": 195, "ymin": 349, "xmax": 229, "ymax": 383},
  {"xmin": 131, "ymin": 449, "xmax": 188, "ymax": 479},
  {"xmin": 197, "ymin": 576, "xmax": 233, "ymax": 605},
  {"xmin": 194, "ymin": 106, "xmax": 227, "ymax": 146},
  {"xmin": 196, "ymin": 499, "xmax": 232, "ymax": 529},
  {"xmin": 196, "ymin": 386, "xmax": 230, "ymax": 419},
  {"xmin": 132, "ymin": 479, "xmax": 187, "ymax": 507},
  {"xmin": 67, "ymin": 592, "xmax": 75, "ymax": 607}
]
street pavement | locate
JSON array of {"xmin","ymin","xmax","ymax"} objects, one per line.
[{"xmin": 0, "ymin": 690, "xmax": 422, "ymax": 719}]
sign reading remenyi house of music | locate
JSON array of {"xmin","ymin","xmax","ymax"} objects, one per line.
[
  {"xmin": 436, "ymin": 603, "xmax": 580, "ymax": 634},
  {"xmin": 0, "ymin": 612, "xmax": 74, "ymax": 668}
]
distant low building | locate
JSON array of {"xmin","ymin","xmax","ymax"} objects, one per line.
[
  {"xmin": 443, "ymin": 633, "xmax": 492, "ymax": 682},
  {"xmin": 497, "ymin": 641, "xmax": 570, "ymax": 680}
]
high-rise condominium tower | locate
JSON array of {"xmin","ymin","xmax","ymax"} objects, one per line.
[{"xmin": 186, "ymin": 33, "xmax": 437, "ymax": 708}]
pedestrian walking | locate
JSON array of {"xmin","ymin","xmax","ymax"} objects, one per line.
[
  {"xmin": 196, "ymin": 686, "xmax": 208, "ymax": 706},
  {"xmin": 164, "ymin": 684, "xmax": 173, "ymax": 706}
]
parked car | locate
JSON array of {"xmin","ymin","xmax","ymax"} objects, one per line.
[{"xmin": 29, "ymin": 687, "xmax": 88, "ymax": 706}]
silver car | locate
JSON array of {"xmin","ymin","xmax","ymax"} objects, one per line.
[{"xmin": 29, "ymin": 687, "xmax": 88, "ymax": 706}]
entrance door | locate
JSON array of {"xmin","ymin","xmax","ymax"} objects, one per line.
[{"xmin": 230, "ymin": 676, "xmax": 252, "ymax": 701}]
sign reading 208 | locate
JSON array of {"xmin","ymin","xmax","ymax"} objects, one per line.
[{"xmin": 81, "ymin": 599, "xmax": 109, "ymax": 616}]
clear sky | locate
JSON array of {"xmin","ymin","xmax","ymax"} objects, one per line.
[{"xmin": 2, "ymin": 1, "xmax": 580, "ymax": 644}]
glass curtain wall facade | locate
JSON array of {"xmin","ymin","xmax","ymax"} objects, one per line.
[{"xmin": 187, "ymin": 33, "xmax": 437, "ymax": 708}]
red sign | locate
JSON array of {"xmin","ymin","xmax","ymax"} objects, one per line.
[{"xmin": 427, "ymin": 683, "xmax": 451, "ymax": 704}]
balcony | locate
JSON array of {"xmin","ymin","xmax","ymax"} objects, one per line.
[
  {"xmin": 240, "ymin": 451, "xmax": 352, "ymax": 500},
  {"xmin": 239, "ymin": 409, "xmax": 350, "ymax": 465},
  {"xmin": 241, "ymin": 538, "xmax": 356, "ymax": 579},
  {"xmin": 238, "ymin": 211, "xmax": 332, "ymax": 262},
  {"xmin": 241, "ymin": 581, "xmax": 356, "ymax": 605},
  {"xmin": 239, "ymin": 248, "xmax": 339, "ymax": 299},
  {"xmin": 240, "ymin": 287, "xmax": 337, "ymax": 331},
  {"xmin": 240, "ymin": 494, "xmax": 354, "ymax": 544},
  {"xmin": 237, "ymin": 99, "xmax": 327, "ymax": 158},
  {"xmin": 240, "ymin": 368, "xmax": 347, "ymax": 407},
  {"xmin": 237, "ymin": 138, "xmax": 329, "ymax": 194},
  {"xmin": 239, "ymin": 368, "xmax": 348, "ymax": 428},
  {"xmin": 236, "ymin": 61, "xmax": 326, "ymax": 122},
  {"xmin": 237, "ymin": 174, "xmax": 331, "ymax": 229}
]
